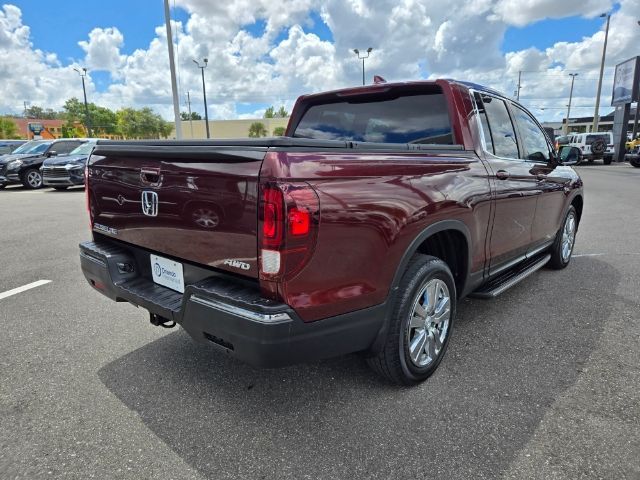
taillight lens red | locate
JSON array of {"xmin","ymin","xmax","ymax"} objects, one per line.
[{"xmin": 259, "ymin": 183, "xmax": 319, "ymax": 281}]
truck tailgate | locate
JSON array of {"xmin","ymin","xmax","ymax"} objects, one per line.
[{"xmin": 87, "ymin": 144, "xmax": 266, "ymax": 278}]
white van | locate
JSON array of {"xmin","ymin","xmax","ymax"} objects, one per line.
[{"xmin": 567, "ymin": 132, "xmax": 614, "ymax": 164}]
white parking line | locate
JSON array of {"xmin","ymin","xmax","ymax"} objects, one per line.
[{"xmin": 0, "ymin": 280, "xmax": 52, "ymax": 300}]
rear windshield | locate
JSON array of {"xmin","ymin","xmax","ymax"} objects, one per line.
[
  {"xmin": 586, "ymin": 134, "xmax": 609, "ymax": 144},
  {"xmin": 292, "ymin": 92, "xmax": 453, "ymax": 144}
]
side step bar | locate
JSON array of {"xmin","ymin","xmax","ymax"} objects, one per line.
[{"xmin": 470, "ymin": 254, "xmax": 551, "ymax": 299}]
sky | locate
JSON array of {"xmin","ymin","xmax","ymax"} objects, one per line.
[{"xmin": 0, "ymin": 0, "xmax": 638, "ymax": 123}]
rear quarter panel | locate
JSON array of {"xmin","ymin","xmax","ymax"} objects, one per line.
[{"xmin": 261, "ymin": 150, "xmax": 492, "ymax": 321}]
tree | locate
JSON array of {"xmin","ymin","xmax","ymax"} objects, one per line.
[
  {"xmin": 180, "ymin": 111, "xmax": 202, "ymax": 120},
  {"xmin": 248, "ymin": 122, "xmax": 268, "ymax": 138},
  {"xmin": 63, "ymin": 98, "xmax": 118, "ymax": 136},
  {"xmin": 272, "ymin": 126, "xmax": 286, "ymax": 136},
  {"xmin": 264, "ymin": 105, "xmax": 289, "ymax": 118},
  {"xmin": 116, "ymin": 107, "xmax": 173, "ymax": 139},
  {"xmin": 0, "ymin": 117, "xmax": 19, "ymax": 139},
  {"xmin": 25, "ymin": 105, "xmax": 61, "ymax": 120}
]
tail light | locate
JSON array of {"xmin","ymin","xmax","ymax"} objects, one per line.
[{"xmin": 259, "ymin": 182, "xmax": 319, "ymax": 281}]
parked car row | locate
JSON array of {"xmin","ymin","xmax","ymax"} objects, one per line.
[{"xmin": 0, "ymin": 138, "xmax": 96, "ymax": 189}]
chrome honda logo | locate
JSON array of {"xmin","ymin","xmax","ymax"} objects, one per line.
[{"xmin": 141, "ymin": 190, "xmax": 158, "ymax": 217}]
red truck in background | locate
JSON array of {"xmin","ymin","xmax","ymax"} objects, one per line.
[{"xmin": 79, "ymin": 80, "xmax": 583, "ymax": 385}]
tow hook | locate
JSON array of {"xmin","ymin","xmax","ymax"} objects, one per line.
[{"xmin": 149, "ymin": 313, "xmax": 176, "ymax": 329}]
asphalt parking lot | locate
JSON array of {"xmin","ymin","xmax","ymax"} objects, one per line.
[{"xmin": 1, "ymin": 164, "xmax": 639, "ymax": 480}]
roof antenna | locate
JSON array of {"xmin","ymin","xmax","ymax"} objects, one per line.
[{"xmin": 373, "ymin": 75, "xmax": 387, "ymax": 84}]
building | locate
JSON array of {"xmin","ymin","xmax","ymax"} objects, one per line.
[
  {"xmin": 561, "ymin": 106, "xmax": 638, "ymax": 134},
  {"xmin": 174, "ymin": 117, "xmax": 290, "ymax": 139}
]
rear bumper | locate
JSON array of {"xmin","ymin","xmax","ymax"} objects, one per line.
[{"xmin": 79, "ymin": 239, "xmax": 384, "ymax": 367}]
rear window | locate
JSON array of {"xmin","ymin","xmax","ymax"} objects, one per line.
[
  {"xmin": 586, "ymin": 134, "xmax": 609, "ymax": 144},
  {"xmin": 292, "ymin": 92, "xmax": 453, "ymax": 144}
]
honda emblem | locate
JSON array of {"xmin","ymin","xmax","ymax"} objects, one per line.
[{"xmin": 141, "ymin": 190, "xmax": 158, "ymax": 217}]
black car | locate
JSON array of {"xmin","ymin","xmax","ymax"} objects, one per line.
[
  {"xmin": 0, "ymin": 139, "xmax": 86, "ymax": 189},
  {"xmin": 42, "ymin": 140, "xmax": 97, "ymax": 190},
  {"xmin": 0, "ymin": 140, "xmax": 26, "ymax": 155}
]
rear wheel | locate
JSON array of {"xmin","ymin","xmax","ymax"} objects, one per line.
[
  {"xmin": 549, "ymin": 206, "xmax": 577, "ymax": 269},
  {"xmin": 603, "ymin": 156, "xmax": 612, "ymax": 165},
  {"xmin": 367, "ymin": 255, "xmax": 456, "ymax": 385},
  {"xmin": 22, "ymin": 169, "xmax": 43, "ymax": 189}
]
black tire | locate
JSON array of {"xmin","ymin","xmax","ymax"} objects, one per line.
[
  {"xmin": 603, "ymin": 156, "xmax": 612, "ymax": 165},
  {"xmin": 0, "ymin": 183, "xmax": 5, "ymax": 189},
  {"xmin": 367, "ymin": 254, "xmax": 456, "ymax": 385},
  {"xmin": 549, "ymin": 206, "xmax": 578, "ymax": 270},
  {"xmin": 21, "ymin": 168, "xmax": 43, "ymax": 189},
  {"xmin": 53, "ymin": 186, "xmax": 68, "ymax": 191},
  {"xmin": 630, "ymin": 156, "xmax": 640, "ymax": 168}
]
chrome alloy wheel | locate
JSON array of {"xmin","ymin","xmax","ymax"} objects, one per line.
[
  {"xmin": 406, "ymin": 278, "xmax": 451, "ymax": 368},
  {"xmin": 27, "ymin": 170, "xmax": 42, "ymax": 188},
  {"xmin": 561, "ymin": 211, "xmax": 576, "ymax": 262}
]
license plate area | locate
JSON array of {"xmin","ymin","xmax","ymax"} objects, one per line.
[{"xmin": 150, "ymin": 254, "xmax": 185, "ymax": 293}]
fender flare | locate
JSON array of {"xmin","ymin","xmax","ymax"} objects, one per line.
[{"xmin": 369, "ymin": 219, "xmax": 474, "ymax": 354}]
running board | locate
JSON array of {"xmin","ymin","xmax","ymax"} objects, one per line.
[{"xmin": 470, "ymin": 254, "xmax": 551, "ymax": 299}]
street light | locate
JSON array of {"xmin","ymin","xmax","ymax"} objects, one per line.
[
  {"xmin": 353, "ymin": 48, "xmax": 373, "ymax": 86},
  {"xmin": 565, "ymin": 73, "xmax": 579, "ymax": 134},
  {"xmin": 592, "ymin": 13, "xmax": 611, "ymax": 132},
  {"xmin": 193, "ymin": 58, "xmax": 210, "ymax": 139},
  {"xmin": 73, "ymin": 67, "xmax": 92, "ymax": 137}
]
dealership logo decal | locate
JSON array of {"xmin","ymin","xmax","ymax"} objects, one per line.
[
  {"xmin": 141, "ymin": 190, "xmax": 158, "ymax": 217},
  {"xmin": 153, "ymin": 262, "xmax": 162, "ymax": 277}
]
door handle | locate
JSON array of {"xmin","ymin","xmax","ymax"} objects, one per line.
[{"xmin": 495, "ymin": 170, "xmax": 510, "ymax": 180}]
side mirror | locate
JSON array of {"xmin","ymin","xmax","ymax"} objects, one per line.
[
  {"xmin": 47, "ymin": 150, "xmax": 58, "ymax": 157},
  {"xmin": 557, "ymin": 146, "xmax": 581, "ymax": 166}
]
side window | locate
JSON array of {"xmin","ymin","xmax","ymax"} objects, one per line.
[
  {"xmin": 511, "ymin": 106, "xmax": 552, "ymax": 162},
  {"xmin": 481, "ymin": 95, "xmax": 519, "ymax": 158},
  {"xmin": 473, "ymin": 92, "xmax": 494, "ymax": 154}
]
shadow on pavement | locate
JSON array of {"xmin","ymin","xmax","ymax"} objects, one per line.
[{"xmin": 98, "ymin": 257, "xmax": 619, "ymax": 479}]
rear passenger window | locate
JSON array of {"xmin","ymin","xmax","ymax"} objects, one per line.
[{"xmin": 481, "ymin": 95, "xmax": 519, "ymax": 158}]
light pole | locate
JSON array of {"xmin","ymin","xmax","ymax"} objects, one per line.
[
  {"xmin": 565, "ymin": 73, "xmax": 579, "ymax": 134},
  {"xmin": 185, "ymin": 91, "xmax": 194, "ymax": 138},
  {"xmin": 73, "ymin": 67, "xmax": 92, "ymax": 137},
  {"xmin": 592, "ymin": 13, "xmax": 611, "ymax": 132},
  {"xmin": 353, "ymin": 48, "xmax": 372, "ymax": 85},
  {"xmin": 164, "ymin": 0, "xmax": 182, "ymax": 139},
  {"xmin": 193, "ymin": 58, "xmax": 210, "ymax": 139}
]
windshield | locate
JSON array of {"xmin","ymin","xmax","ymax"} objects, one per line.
[
  {"xmin": 293, "ymin": 92, "xmax": 453, "ymax": 144},
  {"xmin": 12, "ymin": 141, "xmax": 51, "ymax": 154},
  {"xmin": 69, "ymin": 142, "xmax": 95, "ymax": 155}
]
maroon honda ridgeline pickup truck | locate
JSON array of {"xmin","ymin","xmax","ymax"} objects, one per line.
[{"xmin": 80, "ymin": 80, "xmax": 583, "ymax": 385}]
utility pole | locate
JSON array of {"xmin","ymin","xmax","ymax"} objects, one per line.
[
  {"xmin": 516, "ymin": 71, "xmax": 522, "ymax": 101},
  {"xmin": 592, "ymin": 13, "xmax": 611, "ymax": 133},
  {"xmin": 73, "ymin": 67, "xmax": 93, "ymax": 137},
  {"xmin": 23, "ymin": 101, "xmax": 28, "ymax": 118},
  {"xmin": 164, "ymin": 0, "xmax": 182, "ymax": 139},
  {"xmin": 353, "ymin": 48, "xmax": 373, "ymax": 85},
  {"xmin": 193, "ymin": 59, "xmax": 210, "ymax": 139},
  {"xmin": 185, "ymin": 91, "xmax": 194, "ymax": 138},
  {"xmin": 565, "ymin": 73, "xmax": 578, "ymax": 134}
]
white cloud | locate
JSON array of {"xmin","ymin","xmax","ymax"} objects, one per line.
[{"xmin": 0, "ymin": 0, "xmax": 638, "ymax": 125}]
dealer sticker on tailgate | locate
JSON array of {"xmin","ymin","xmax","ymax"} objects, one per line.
[{"xmin": 150, "ymin": 254, "xmax": 185, "ymax": 293}]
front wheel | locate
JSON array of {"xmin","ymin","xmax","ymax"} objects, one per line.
[
  {"xmin": 549, "ymin": 206, "xmax": 578, "ymax": 269},
  {"xmin": 21, "ymin": 168, "xmax": 43, "ymax": 189},
  {"xmin": 367, "ymin": 255, "xmax": 456, "ymax": 385}
]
